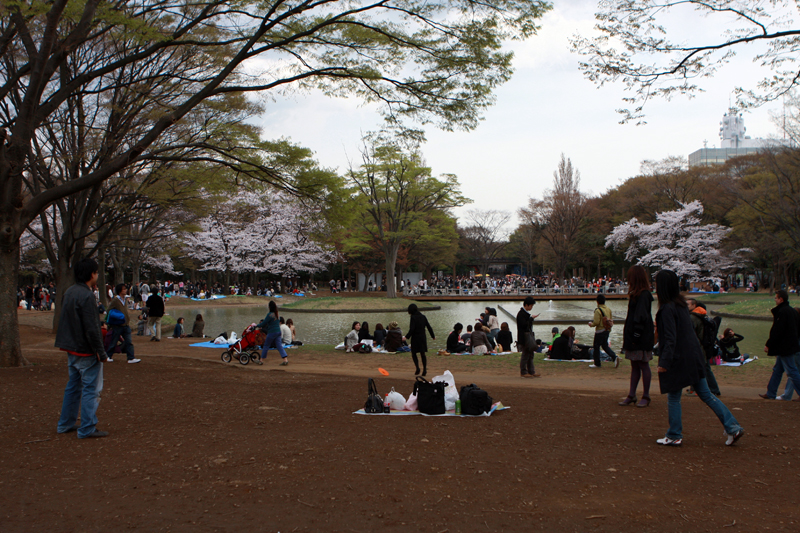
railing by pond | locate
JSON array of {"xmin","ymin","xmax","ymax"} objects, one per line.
[{"xmin": 402, "ymin": 286, "xmax": 629, "ymax": 297}]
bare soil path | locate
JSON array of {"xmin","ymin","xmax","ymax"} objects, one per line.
[{"xmin": 2, "ymin": 321, "xmax": 799, "ymax": 532}]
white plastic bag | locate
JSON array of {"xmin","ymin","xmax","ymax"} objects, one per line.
[
  {"xmin": 213, "ymin": 336, "xmax": 227, "ymax": 345},
  {"xmin": 387, "ymin": 387, "xmax": 406, "ymax": 410},
  {"xmin": 403, "ymin": 390, "xmax": 418, "ymax": 411},
  {"xmin": 433, "ymin": 370, "xmax": 458, "ymax": 411},
  {"xmin": 229, "ymin": 331, "xmax": 238, "ymax": 343}
]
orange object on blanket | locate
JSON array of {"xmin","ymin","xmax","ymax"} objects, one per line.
[{"xmin": 378, "ymin": 368, "xmax": 390, "ymax": 376}]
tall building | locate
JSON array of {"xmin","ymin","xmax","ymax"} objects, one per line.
[{"xmin": 688, "ymin": 108, "xmax": 770, "ymax": 166}]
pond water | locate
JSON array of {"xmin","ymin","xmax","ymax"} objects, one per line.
[{"xmin": 166, "ymin": 299, "xmax": 771, "ymax": 355}]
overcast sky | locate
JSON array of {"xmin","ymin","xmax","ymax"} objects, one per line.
[{"xmin": 253, "ymin": 1, "xmax": 786, "ymax": 225}]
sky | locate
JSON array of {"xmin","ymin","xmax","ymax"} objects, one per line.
[{"xmin": 253, "ymin": 1, "xmax": 788, "ymax": 226}]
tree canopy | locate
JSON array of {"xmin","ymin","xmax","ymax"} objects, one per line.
[{"xmin": 571, "ymin": 1, "xmax": 800, "ymax": 123}]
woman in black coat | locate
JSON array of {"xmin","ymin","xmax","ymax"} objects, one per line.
[
  {"xmin": 654, "ymin": 270, "xmax": 744, "ymax": 447},
  {"xmin": 619, "ymin": 265, "xmax": 655, "ymax": 407},
  {"xmin": 404, "ymin": 304, "xmax": 435, "ymax": 376}
]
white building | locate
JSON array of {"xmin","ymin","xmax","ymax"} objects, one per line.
[{"xmin": 689, "ymin": 107, "xmax": 770, "ymax": 166}]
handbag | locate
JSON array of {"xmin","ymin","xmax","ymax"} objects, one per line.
[
  {"xmin": 364, "ymin": 378, "xmax": 383, "ymax": 414},
  {"xmin": 415, "ymin": 376, "xmax": 445, "ymax": 415}
]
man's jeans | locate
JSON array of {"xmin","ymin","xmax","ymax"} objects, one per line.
[
  {"xmin": 766, "ymin": 352, "xmax": 800, "ymax": 399},
  {"xmin": 667, "ymin": 378, "xmax": 742, "ymax": 440},
  {"xmin": 592, "ymin": 330, "xmax": 617, "ymax": 366},
  {"xmin": 107, "ymin": 325, "xmax": 135, "ymax": 360},
  {"xmin": 57, "ymin": 355, "xmax": 104, "ymax": 438},
  {"xmin": 778, "ymin": 353, "xmax": 800, "ymax": 399}
]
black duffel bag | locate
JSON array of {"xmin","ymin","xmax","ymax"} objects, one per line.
[
  {"xmin": 459, "ymin": 384, "xmax": 493, "ymax": 415},
  {"xmin": 415, "ymin": 376, "xmax": 445, "ymax": 415},
  {"xmin": 364, "ymin": 378, "xmax": 383, "ymax": 413}
]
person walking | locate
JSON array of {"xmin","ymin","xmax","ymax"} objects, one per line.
[
  {"xmin": 516, "ymin": 296, "xmax": 540, "ymax": 378},
  {"xmin": 55, "ymin": 257, "xmax": 110, "ymax": 438},
  {"xmin": 404, "ymin": 303, "xmax": 435, "ymax": 376},
  {"xmin": 654, "ymin": 270, "xmax": 744, "ymax": 447},
  {"xmin": 146, "ymin": 287, "xmax": 165, "ymax": 342},
  {"xmin": 758, "ymin": 290, "xmax": 800, "ymax": 400},
  {"xmin": 105, "ymin": 284, "xmax": 141, "ymax": 364},
  {"xmin": 589, "ymin": 294, "xmax": 618, "ymax": 368},
  {"xmin": 258, "ymin": 300, "xmax": 288, "ymax": 365},
  {"xmin": 619, "ymin": 265, "xmax": 654, "ymax": 407},
  {"xmin": 686, "ymin": 299, "xmax": 721, "ymax": 396}
]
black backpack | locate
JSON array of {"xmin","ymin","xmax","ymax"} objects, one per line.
[
  {"xmin": 699, "ymin": 314, "xmax": 719, "ymax": 358},
  {"xmin": 364, "ymin": 378, "xmax": 383, "ymax": 413},
  {"xmin": 459, "ymin": 384, "xmax": 493, "ymax": 415}
]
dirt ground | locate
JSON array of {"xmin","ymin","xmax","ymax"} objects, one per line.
[{"xmin": 3, "ymin": 319, "xmax": 800, "ymax": 532}]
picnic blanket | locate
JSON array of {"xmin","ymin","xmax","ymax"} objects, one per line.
[
  {"xmin": 544, "ymin": 358, "xmax": 594, "ymax": 362},
  {"xmin": 354, "ymin": 402, "xmax": 509, "ymax": 417},
  {"xmin": 717, "ymin": 357, "xmax": 757, "ymax": 367},
  {"xmin": 444, "ymin": 351, "xmax": 513, "ymax": 356},
  {"xmin": 190, "ymin": 341, "xmax": 236, "ymax": 348},
  {"xmin": 190, "ymin": 341, "xmax": 296, "ymax": 350},
  {"xmin": 190, "ymin": 295, "xmax": 226, "ymax": 301}
]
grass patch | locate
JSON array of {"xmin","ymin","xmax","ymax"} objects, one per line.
[
  {"xmin": 717, "ymin": 300, "xmax": 774, "ymax": 317},
  {"xmin": 280, "ymin": 297, "xmax": 436, "ymax": 311},
  {"xmin": 165, "ymin": 295, "xmax": 269, "ymax": 307}
]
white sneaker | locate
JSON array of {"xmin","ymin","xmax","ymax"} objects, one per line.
[
  {"xmin": 777, "ymin": 395, "xmax": 784, "ymax": 401},
  {"xmin": 106, "ymin": 357, "xmax": 113, "ymax": 362},
  {"xmin": 656, "ymin": 437, "xmax": 682, "ymax": 446},
  {"xmin": 614, "ymin": 357, "xmax": 620, "ymax": 369},
  {"xmin": 128, "ymin": 358, "xmax": 141, "ymax": 364},
  {"xmin": 725, "ymin": 429, "xmax": 744, "ymax": 446},
  {"xmin": 588, "ymin": 364, "xmax": 599, "ymax": 368}
]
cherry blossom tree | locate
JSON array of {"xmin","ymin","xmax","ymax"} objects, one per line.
[
  {"xmin": 184, "ymin": 191, "xmax": 333, "ymax": 278},
  {"xmin": 606, "ymin": 201, "xmax": 745, "ymax": 282}
]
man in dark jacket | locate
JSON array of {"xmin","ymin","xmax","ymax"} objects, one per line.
[
  {"xmin": 146, "ymin": 287, "xmax": 165, "ymax": 342},
  {"xmin": 55, "ymin": 257, "xmax": 109, "ymax": 438},
  {"xmin": 516, "ymin": 296, "xmax": 540, "ymax": 378},
  {"xmin": 760, "ymin": 290, "xmax": 800, "ymax": 399}
]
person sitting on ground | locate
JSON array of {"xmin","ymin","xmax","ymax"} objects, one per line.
[
  {"xmin": 173, "ymin": 317, "xmax": 186, "ymax": 338},
  {"xmin": 461, "ymin": 324, "xmax": 473, "ymax": 348},
  {"xmin": 471, "ymin": 323, "xmax": 494, "ymax": 356},
  {"xmin": 358, "ymin": 321, "xmax": 374, "ymax": 343},
  {"xmin": 187, "ymin": 314, "xmax": 205, "ymax": 338},
  {"xmin": 447, "ymin": 323, "xmax": 468, "ymax": 353},
  {"xmin": 373, "ymin": 323, "xmax": 387, "ymax": 347},
  {"xmin": 384, "ymin": 321, "xmax": 404, "ymax": 352},
  {"xmin": 718, "ymin": 328, "xmax": 749, "ymax": 363},
  {"xmin": 280, "ymin": 316, "xmax": 292, "ymax": 346},
  {"xmin": 286, "ymin": 318, "xmax": 302, "ymax": 346},
  {"xmin": 550, "ymin": 326, "xmax": 577, "ymax": 360},
  {"xmin": 534, "ymin": 339, "xmax": 545, "ymax": 353},
  {"xmin": 496, "ymin": 322, "xmax": 514, "ymax": 352},
  {"xmin": 345, "ymin": 321, "xmax": 361, "ymax": 352}
]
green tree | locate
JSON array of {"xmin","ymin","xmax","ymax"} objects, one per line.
[
  {"xmin": 0, "ymin": 0, "xmax": 551, "ymax": 366},
  {"xmin": 347, "ymin": 133, "xmax": 468, "ymax": 298}
]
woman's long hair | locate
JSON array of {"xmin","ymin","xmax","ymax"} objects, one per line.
[
  {"xmin": 269, "ymin": 300, "xmax": 278, "ymax": 317},
  {"xmin": 655, "ymin": 270, "xmax": 686, "ymax": 309},
  {"xmin": 626, "ymin": 265, "xmax": 651, "ymax": 299}
]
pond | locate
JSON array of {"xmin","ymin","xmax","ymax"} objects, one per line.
[{"xmin": 166, "ymin": 298, "xmax": 771, "ymax": 356}]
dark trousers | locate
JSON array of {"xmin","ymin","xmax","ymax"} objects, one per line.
[
  {"xmin": 592, "ymin": 330, "xmax": 616, "ymax": 366},
  {"xmin": 520, "ymin": 349, "xmax": 535, "ymax": 376},
  {"xmin": 106, "ymin": 325, "xmax": 135, "ymax": 361}
]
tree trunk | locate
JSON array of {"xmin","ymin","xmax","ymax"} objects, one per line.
[
  {"xmin": 0, "ymin": 241, "xmax": 29, "ymax": 366},
  {"xmin": 385, "ymin": 245, "xmax": 399, "ymax": 298},
  {"xmin": 97, "ymin": 245, "xmax": 108, "ymax": 308},
  {"xmin": 51, "ymin": 252, "xmax": 77, "ymax": 333}
]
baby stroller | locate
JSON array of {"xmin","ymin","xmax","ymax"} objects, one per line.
[{"xmin": 221, "ymin": 324, "xmax": 265, "ymax": 366}]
